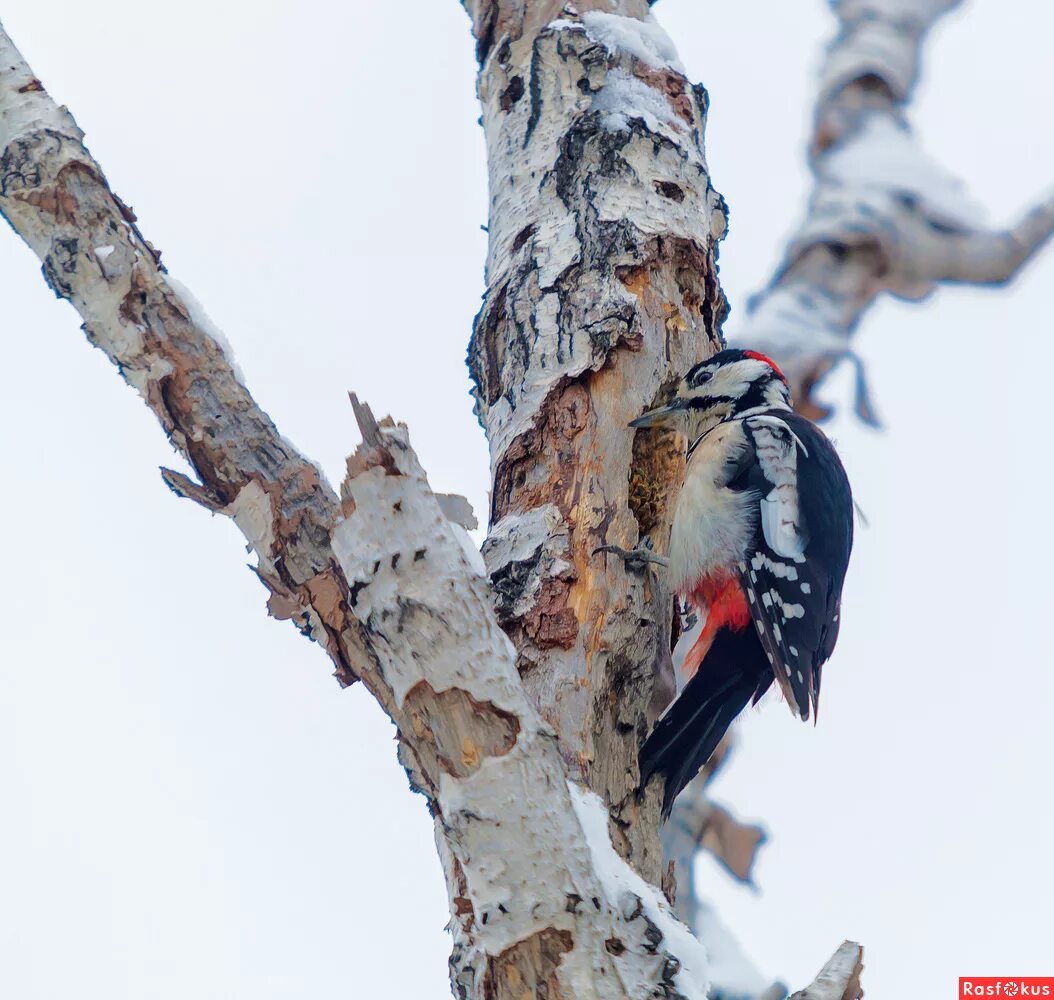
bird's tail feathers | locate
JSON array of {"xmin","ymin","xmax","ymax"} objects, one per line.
[{"xmin": 639, "ymin": 629, "xmax": 764, "ymax": 818}]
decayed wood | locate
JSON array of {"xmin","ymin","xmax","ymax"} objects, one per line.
[
  {"xmin": 466, "ymin": 0, "xmax": 729, "ymax": 881},
  {"xmin": 0, "ymin": 19, "xmax": 720, "ymax": 999},
  {"xmin": 735, "ymin": 0, "xmax": 1054, "ymax": 421}
]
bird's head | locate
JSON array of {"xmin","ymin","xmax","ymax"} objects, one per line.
[{"xmin": 630, "ymin": 349, "xmax": 791, "ymax": 438}]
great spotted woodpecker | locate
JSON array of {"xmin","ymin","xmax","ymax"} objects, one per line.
[{"xmin": 632, "ymin": 348, "xmax": 854, "ymax": 816}]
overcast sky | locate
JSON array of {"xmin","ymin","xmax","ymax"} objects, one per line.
[{"xmin": 1, "ymin": 2, "xmax": 1051, "ymax": 998}]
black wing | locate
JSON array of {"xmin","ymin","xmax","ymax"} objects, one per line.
[{"xmin": 728, "ymin": 410, "xmax": 854, "ymax": 720}]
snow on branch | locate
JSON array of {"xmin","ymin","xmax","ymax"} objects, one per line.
[
  {"xmin": 732, "ymin": 0, "xmax": 1054, "ymax": 422},
  {"xmin": 662, "ymin": 741, "xmax": 779, "ymax": 1000}
]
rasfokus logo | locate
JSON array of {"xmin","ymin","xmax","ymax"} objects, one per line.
[{"xmin": 959, "ymin": 979, "xmax": 1054, "ymax": 998}]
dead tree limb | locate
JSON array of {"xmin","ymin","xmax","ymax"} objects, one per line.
[{"xmin": 734, "ymin": 0, "xmax": 1054, "ymax": 422}]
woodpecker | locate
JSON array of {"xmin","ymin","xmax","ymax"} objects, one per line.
[{"xmin": 632, "ymin": 348, "xmax": 854, "ymax": 816}]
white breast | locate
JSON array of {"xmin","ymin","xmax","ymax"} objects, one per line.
[{"xmin": 667, "ymin": 425, "xmax": 757, "ymax": 595}]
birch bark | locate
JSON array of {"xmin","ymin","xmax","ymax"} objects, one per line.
[{"xmin": 465, "ymin": 0, "xmax": 728, "ymax": 881}]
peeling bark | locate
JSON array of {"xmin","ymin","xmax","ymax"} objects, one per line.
[
  {"xmin": 466, "ymin": 0, "xmax": 728, "ymax": 881},
  {"xmin": 735, "ymin": 0, "xmax": 1054, "ymax": 421},
  {"xmin": 338, "ymin": 407, "xmax": 710, "ymax": 998},
  {"xmin": 0, "ymin": 24, "xmax": 369, "ymax": 689}
]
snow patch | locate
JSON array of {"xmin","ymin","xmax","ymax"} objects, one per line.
[
  {"xmin": 823, "ymin": 115, "xmax": 984, "ymax": 226},
  {"xmin": 482, "ymin": 505, "xmax": 563, "ymax": 576},
  {"xmin": 579, "ymin": 11, "xmax": 685, "ymax": 73},
  {"xmin": 452, "ymin": 523, "xmax": 488, "ymax": 579},
  {"xmin": 164, "ymin": 276, "xmax": 247, "ymax": 383},
  {"xmin": 93, "ymin": 245, "xmax": 115, "ymax": 259},
  {"xmin": 693, "ymin": 901, "xmax": 771, "ymax": 1000},
  {"xmin": 568, "ymin": 783, "xmax": 709, "ymax": 1000},
  {"xmin": 592, "ymin": 68, "xmax": 684, "ymax": 134}
]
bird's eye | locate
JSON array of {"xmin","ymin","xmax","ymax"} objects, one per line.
[{"xmin": 696, "ymin": 370, "xmax": 713, "ymax": 385}]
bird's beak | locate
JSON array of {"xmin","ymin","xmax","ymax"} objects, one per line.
[{"xmin": 629, "ymin": 399, "xmax": 686, "ymax": 428}]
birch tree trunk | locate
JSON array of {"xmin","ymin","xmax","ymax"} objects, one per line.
[{"xmin": 465, "ymin": 0, "xmax": 728, "ymax": 881}]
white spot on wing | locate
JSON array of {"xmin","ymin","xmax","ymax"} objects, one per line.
[
  {"xmin": 801, "ymin": 582, "xmax": 811, "ymax": 594},
  {"xmin": 751, "ymin": 417, "xmax": 808, "ymax": 563}
]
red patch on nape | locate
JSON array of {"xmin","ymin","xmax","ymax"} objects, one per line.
[{"xmin": 744, "ymin": 350, "xmax": 787, "ymax": 382}]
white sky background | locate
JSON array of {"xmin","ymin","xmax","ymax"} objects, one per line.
[{"xmin": 1, "ymin": 1, "xmax": 1051, "ymax": 997}]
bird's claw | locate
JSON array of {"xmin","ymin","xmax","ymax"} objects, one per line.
[{"xmin": 594, "ymin": 536, "xmax": 670, "ymax": 573}]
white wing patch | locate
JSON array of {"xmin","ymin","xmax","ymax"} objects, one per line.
[{"xmin": 750, "ymin": 416, "xmax": 809, "ymax": 563}]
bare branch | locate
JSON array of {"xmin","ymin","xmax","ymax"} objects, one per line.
[
  {"xmin": 0, "ymin": 20, "xmax": 367, "ymax": 687},
  {"xmin": 333, "ymin": 411, "xmax": 711, "ymax": 999},
  {"xmin": 734, "ymin": 0, "xmax": 1054, "ymax": 420},
  {"xmin": 789, "ymin": 941, "xmax": 864, "ymax": 1000}
]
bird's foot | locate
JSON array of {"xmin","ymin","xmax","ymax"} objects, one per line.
[{"xmin": 594, "ymin": 535, "xmax": 669, "ymax": 573}]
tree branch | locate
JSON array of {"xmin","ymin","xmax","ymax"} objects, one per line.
[
  {"xmin": 734, "ymin": 0, "xmax": 1054, "ymax": 422},
  {"xmin": 0, "ymin": 20, "xmax": 366, "ymax": 688},
  {"xmin": 790, "ymin": 941, "xmax": 864, "ymax": 1000}
]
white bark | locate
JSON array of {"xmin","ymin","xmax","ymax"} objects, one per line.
[
  {"xmin": 789, "ymin": 942, "xmax": 864, "ymax": 1000},
  {"xmin": 733, "ymin": 0, "xmax": 1054, "ymax": 421},
  {"xmin": 466, "ymin": 0, "xmax": 728, "ymax": 877},
  {"xmin": 336, "ymin": 401, "xmax": 711, "ymax": 999},
  {"xmin": 0, "ymin": 22, "xmax": 366, "ymax": 688}
]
